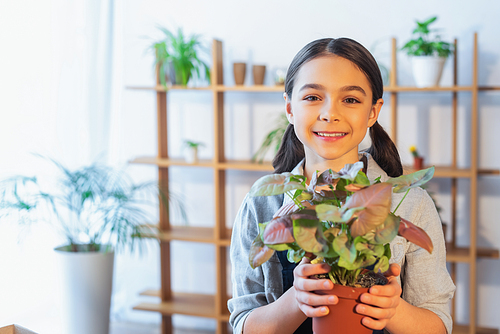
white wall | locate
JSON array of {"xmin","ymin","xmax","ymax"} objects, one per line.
[{"xmin": 1, "ymin": 0, "xmax": 500, "ymax": 332}]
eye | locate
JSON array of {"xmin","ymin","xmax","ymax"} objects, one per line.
[
  {"xmin": 344, "ymin": 97, "xmax": 360, "ymax": 104},
  {"xmin": 304, "ymin": 95, "xmax": 320, "ymax": 101}
]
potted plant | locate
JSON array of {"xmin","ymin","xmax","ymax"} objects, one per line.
[
  {"xmin": 183, "ymin": 140, "xmax": 204, "ymax": 164},
  {"xmin": 252, "ymin": 113, "xmax": 288, "ymax": 163},
  {"xmin": 248, "ymin": 162, "xmax": 435, "ymax": 333},
  {"xmin": 151, "ymin": 26, "xmax": 211, "ymax": 87},
  {"xmin": 401, "ymin": 16, "xmax": 454, "ymax": 88},
  {"xmin": 0, "ymin": 157, "xmax": 184, "ymax": 334},
  {"xmin": 409, "ymin": 145, "xmax": 424, "ymax": 170}
]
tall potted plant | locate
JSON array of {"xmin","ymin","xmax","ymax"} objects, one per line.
[
  {"xmin": 151, "ymin": 26, "xmax": 211, "ymax": 87},
  {"xmin": 401, "ymin": 16, "xmax": 454, "ymax": 87},
  {"xmin": 0, "ymin": 157, "xmax": 184, "ymax": 334},
  {"xmin": 248, "ymin": 163, "xmax": 435, "ymax": 333}
]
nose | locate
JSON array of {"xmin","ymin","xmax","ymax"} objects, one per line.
[{"xmin": 319, "ymin": 102, "xmax": 340, "ymax": 122}]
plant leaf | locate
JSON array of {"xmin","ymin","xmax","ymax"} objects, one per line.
[
  {"xmin": 398, "ymin": 217, "xmax": 433, "ymax": 253},
  {"xmin": 262, "ymin": 216, "xmax": 294, "ymax": 245},
  {"xmin": 315, "ymin": 204, "xmax": 364, "ymax": 223},
  {"xmin": 249, "ymin": 173, "xmax": 306, "ymax": 197},
  {"xmin": 386, "ymin": 167, "xmax": 435, "ymax": 193},
  {"xmin": 333, "ymin": 233, "xmax": 356, "ymax": 264},
  {"xmin": 345, "ymin": 183, "xmax": 393, "ymax": 237},
  {"xmin": 249, "ymin": 235, "xmax": 275, "ymax": 269},
  {"xmin": 338, "ymin": 161, "xmax": 364, "ymax": 181},
  {"xmin": 373, "ymin": 213, "xmax": 400, "ymax": 244},
  {"xmin": 317, "ymin": 169, "xmax": 340, "ymax": 186},
  {"xmin": 292, "ymin": 216, "xmax": 324, "ymax": 253}
]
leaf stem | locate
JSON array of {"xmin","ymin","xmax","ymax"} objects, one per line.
[{"xmin": 393, "ymin": 188, "xmax": 410, "ymax": 214}]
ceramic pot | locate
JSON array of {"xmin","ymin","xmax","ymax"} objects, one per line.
[
  {"xmin": 55, "ymin": 244, "xmax": 114, "ymax": 334},
  {"xmin": 313, "ymin": 285, "xmax": 371, "ymax": 334},
  {"xmin": 413, "ymin": 157, "xmax": 424, "ymax": 170},
  {"xmin": 253, "ymin": 65, "xmax": 266, "ymax": 85},
  {"xmin": 184, "ymin": 146, "xmax": 199, "ymax": 164},
  {"xmin": 411, "ymin": 56, "xmax": 447, "ymax": 88},
  {"xmin": 233, "ymin": 63, "xmax": 246, "ymax": 85}
]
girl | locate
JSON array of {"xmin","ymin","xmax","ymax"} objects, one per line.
[{"xmin": 228, "ymin": 38, "xmax": 455, "ymax": 334}]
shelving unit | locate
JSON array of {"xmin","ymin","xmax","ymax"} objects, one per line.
[
  {"xmin": 387, "ymin": 33, "xmax": 499, "ymax": 334},
  {"xmin": 129, "ymin": 35, "xmax": 499, "ymax": 334}
]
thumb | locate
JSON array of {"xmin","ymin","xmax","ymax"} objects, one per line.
[{"xmin": 383, "ymin": 263, "xmax": 401, "ymax": 279}]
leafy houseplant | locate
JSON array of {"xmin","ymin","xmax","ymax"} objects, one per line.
[
  {"xmin": 401, "ymin": 16, "xmax": 454, "ymax": 87},
  {"xmin": 252, "ymin": 113, "xmax": 288, "ymax": 163},
  {"xmin": 151, "ymin": 26, "xmax": 211, "ymax": 87},
  {"xmin": 410, "ymin": 145, "xmax": 424, "ymax": 170},
  {"xmin": 183, "ymin": 140, "xmax": 205, "ymax": 164},
  {"xmin": 248, "ymin": 162, "xmax": 435, "ymax": 287},
  {"xmin": 0, "ymin": 157, "xmax": 182, "ymax": 252}
]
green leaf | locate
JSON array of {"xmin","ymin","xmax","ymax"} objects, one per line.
[
  {"xmin": 249, "ymin": 173, "xmax": 306, "ymax": 197},
  {"xmin": 338, "ymin": 161, "xmax": 364, "ymax": 181},
  {"xmin": 373, "ymin": 256, "xmax": 390, "ymax": 273},
  {"xmin": 333, "ymin": 233, "xmax": 356, "ymax": 264},
  {"xmin": 386, "ymin": 167, "xmax": 435, "ymax": 193},
  {"xmin": 373, "ymin": 213, "xmax": 400, "ymax": 244},
  {"xmin": 287, "ymin": 248, "xmax": 305, "ymax": 263},
  {"xmin": 292, "ymin": 217, "xmax": 325, "ymax": 253},
  {"xmin": 345, "ymin": 183, "xmax": 393, "ymax": 237}
]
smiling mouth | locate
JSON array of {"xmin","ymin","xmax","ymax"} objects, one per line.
[{"xmin": 314, "ymin": 132, "xmax": 347, "ymax": 137}]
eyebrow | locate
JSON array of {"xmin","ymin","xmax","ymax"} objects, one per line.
[{"xmin": 298, "ymin": 83, "xmax": 367, "ymax": 96}]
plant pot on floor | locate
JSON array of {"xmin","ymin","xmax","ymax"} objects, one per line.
[
  {"xmin": 313, "ymin": 285, "xmax": 371, "ymax": 334},
  {"xmin": 55, "ymin": 244, "xmax": 114, "ymax": 334},
  {"xmin": 411, "ymin": 56, "xmax": 447, "ymax": 88}
]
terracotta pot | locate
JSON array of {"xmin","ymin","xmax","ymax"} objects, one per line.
[
  {"xmin": 413, "ymin": 157, "xmax": 424, "ymax": 170},
  {"xmin": 253, "ymin": 65, "xmax": 266, "ymax": 85},
  {"xmin": 313, "ymin": 285, "xmax": 371, "ymax": 334},
  {"xmin": 233, "ymin": 63, "xmax": 246, "ymax": 85}
]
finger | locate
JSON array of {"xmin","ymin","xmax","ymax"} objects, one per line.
[
  {"xmin": 297, "ymin": 302, "xmax": 330, "ymax": 318},
  {"xmin": 294, "ymin": 276, "xmax": 333, "ymax": 292},
  {"xmin": 360, "ymin": 292, "xmax": 399, "ymax": 309},
  {"xmin": 294, "ymin": 262, "xmax": 331, "ymax": 278},
  {"xmin": 361, "ymin": 316, "xmax": 389, "ymax": 330},
  {"xmin": 383, "ymin": 263, "xmax": 401, "ymax": 279},
  {"xmin": 295, "ymin": 289, "xmax": 338, "ymax": 307},
  {"xmin": 356, "ymin": 303, "xmax": 396, "ymax": 324},
  {"xmin": 367, "ymin": 280, "xmax": 402, "ymax": 298}
]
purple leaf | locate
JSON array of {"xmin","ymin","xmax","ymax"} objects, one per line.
[
  {"xmin": 249, "ymin": 235, "xmax": 275, "ymax": 269},
  {"xmin": 262, "ymin": 216, "xmax": 294, "ymax": 244},
  {"xmin": 398, "ymin": 217, "xmax": 433, "ymax": 253},
  {"xmin": 345, "ymin": 183, "xmax": 392, "ymax": 237}
]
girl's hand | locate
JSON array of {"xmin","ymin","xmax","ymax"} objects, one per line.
[
  {"xmin": 356, "ymin": 263, "xmax": 402, "ymax": 330},
  {"xmin": 293, "ymin": 257, "xmax": 338, "ymax": 317}
]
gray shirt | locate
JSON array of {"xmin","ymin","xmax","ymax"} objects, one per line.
[{"xmin": 228, "ymin": 154, "xmax": 456, "ymax": 334}]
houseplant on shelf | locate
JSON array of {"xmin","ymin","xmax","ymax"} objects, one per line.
[
  {"xmin": 0, "ymin": 157, "xmax": 184, "ymax": 334},
  {"xmin": 183, "ymin": 140, "xmax": 204, "ymax": 164},
  {"xmin": 151, "ymin": 26, "xmax": 211, "ymax": 87},
  {"xmin": 252, "ymin": 113, "xmax": 288, "ymax": 163},
  {"xmin": 248, "ymin": 162, "xmax": 434, "ymax": 334},
  {"xmin": 401, "ymin": 16, "xmax": 454, "ymax": 88}
]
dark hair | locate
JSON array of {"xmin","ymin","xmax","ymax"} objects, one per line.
[{"xmin": 272, "ymin": 38, "xmax": 403, "ymax": 177}]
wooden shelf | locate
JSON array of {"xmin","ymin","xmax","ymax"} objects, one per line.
[
  {"xmin": 131, "ymin": 156, "xmax": 274, "ymax": 172},
  {"xmin": 126, "ymin": 84, "xmax": 284, "ymax": 93},
  {"xmin": 385, "ymin": 85, "xmax": 474, "ymax": 92},
  {"xmin": 138, "ymin": 225, "xmax": 232, "ymax": 246},
  {"xmin": 446, "ymin": 244, "xmax": 500, "ymax": 262},
  {"xmin": 453, "ymin": 324, "xmax": 499, "ymax": 334},
  {"xmin": 134, "ymin": 291, "xmax": 229, "ymax": 321}
]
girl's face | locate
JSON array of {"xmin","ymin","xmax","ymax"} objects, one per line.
[{"xmin": 285, "ymin": 55, "xmax": 383, "ymax": 172}]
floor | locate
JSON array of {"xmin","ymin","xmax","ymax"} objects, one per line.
[{"xmin": 109, "ymin": 322, "xmax": 214, "ymax": 334}]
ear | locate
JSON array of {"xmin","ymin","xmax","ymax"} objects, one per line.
[
  {"xmin": 368, "ymin": 98, "xmax": 384, "ymax": 127},
  {"xmin": 284, "ymin": 93, "xmax": 294, "ymax": 124}
]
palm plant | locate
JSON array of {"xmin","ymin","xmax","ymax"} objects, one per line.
[
  {"xmin": 0, "ymin": 157, "xmax": 186, "ymax": 252},
  {"xmin": 152, "ymin": 26, "xmax": 211, "ymax": 87},
  {"xmin": 401, "ymin": 16, "xmax": 454, "ymax": 57}
]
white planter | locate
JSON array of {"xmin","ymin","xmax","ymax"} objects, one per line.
[
  {"xmin": 184, "ymin": 147, "xmax": 199, "ymax": 164},
  {"xmin": 55, "ymin": 245, "xmax": 114, "ymax": 334},
  {"xmin": 411, "ymin": 55, "xmax": 447, "ymax": 88}
]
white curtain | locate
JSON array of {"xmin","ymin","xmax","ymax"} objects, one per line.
[{"xmin": 0, "ymin": 1, "xmax": 131, "ymax": 332}]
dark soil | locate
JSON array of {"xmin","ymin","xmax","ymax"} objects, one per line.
[{"xmin": 314, "ymin": 271, "xmax": 388, "ymax": 288}]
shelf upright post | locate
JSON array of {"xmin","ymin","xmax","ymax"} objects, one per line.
[
  {"xmin": 155, "ymin": 58, "xmax": 173, "ymax": 334},
  {"xmin": 211, "ymin": 39, "xmax": 229, "ymax": 334},
  {"xmin": 450, "ymin": 38, "xmax": 458, "ymax": 320},
  {"xmin": 390, "ymin": 38, "xmax": 398, "ymax": 143},
  {"xmin": 468, "ymin": 32, "xmax": 479, "ymax": 334}
]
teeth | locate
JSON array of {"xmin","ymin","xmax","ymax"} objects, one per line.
[{"xmin": 316, "ymin": 132, "xmax": 346, "ymax": 137}]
